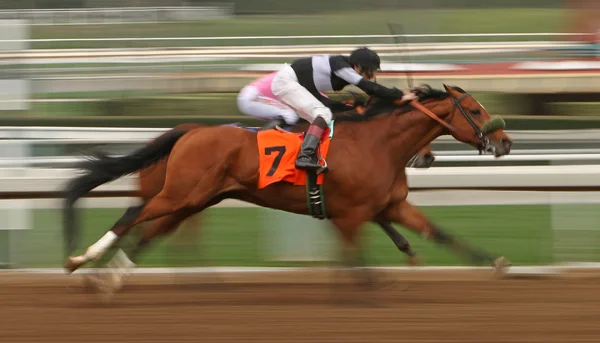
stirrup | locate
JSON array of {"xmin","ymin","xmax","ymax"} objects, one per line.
[
  {"xmin": 274, "ymin": 125, "xmax": 288, "ymax": 133},
  {"xmin": 316, "ymin": 157, "xmax": 329, "ymax": 174}
]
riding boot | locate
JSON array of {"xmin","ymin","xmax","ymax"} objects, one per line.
[
  {"xmin": 295, "ymin": 117, "xmax": 327, "ymax": 171},
  {"xmin": 260, "ymin": 117, "xmax": 286, "ymax": 131}
]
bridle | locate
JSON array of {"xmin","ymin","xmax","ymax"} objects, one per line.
[{"xmin": 406, "ymin": 93, "xmax": 491, "ymax": 154}]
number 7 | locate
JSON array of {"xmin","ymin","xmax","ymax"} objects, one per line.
[{"xmin": 265, "ymin": 146, "xmax": 286, "ymax": 176}]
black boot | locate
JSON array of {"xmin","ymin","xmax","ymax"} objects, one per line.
[
  {"xmin": 260, "ymin": 117, "xmax": 286, "ymax": 131},
  {"xmin": 295, "ymin": 133, "xmax": 322, "ymax": 170},
  {"xmin": 296, "ymin": 117, "xmax": 328, "ymax": 171}
]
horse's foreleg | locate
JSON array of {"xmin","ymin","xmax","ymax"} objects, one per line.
[
  {"xmin": 65, "ymin": 163, "xmax": 226, "ymax": 275},
  {"xmin": 373, "ymin": 219, "xmax": 422, "ymax": 266},
  {"xmin": 330, "ymin": 212, "xmax": 380, "ymax": 306},
  {"xmin": 382, "ymin": 200, "xmax": 511, "ymax": 272}
]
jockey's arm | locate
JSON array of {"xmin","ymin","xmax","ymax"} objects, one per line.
[
  {"xmin": 315, "ymin": 92, "xmax": 356, "ymax": 113},
  {"xmin": 333, "ymin": 65, "xmax": 404, "ymax": 100},
  {"xmin": 355, "ymin": 79, "xmax": 404, "ymax": 99}
]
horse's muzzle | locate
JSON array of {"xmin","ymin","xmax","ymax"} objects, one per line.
[{"xmin": 485, "ymin": 137, "xmax": 512, "ymax": 157}]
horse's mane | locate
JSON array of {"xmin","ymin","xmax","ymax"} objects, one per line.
[{"xmin": 335, "ymin": 84, "xmax": 464, "ymax": 123}]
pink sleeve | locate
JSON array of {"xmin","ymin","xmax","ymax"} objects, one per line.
[{"xmin": 249, "ymin": 72, "xmax": 277, "ymax": 99}]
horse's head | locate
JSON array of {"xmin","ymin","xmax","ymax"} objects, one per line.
[
  {"xmin": 439, "ymin": 84, "xmax": 512, "ymax": 157},
  {"xmin": 407, "ymin": 145, "xmax": 435, "ymax": 168}
]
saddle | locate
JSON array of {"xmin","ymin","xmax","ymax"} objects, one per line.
[{"xmin": 252, "ymin": 122, "xmax": 334, "ymax": 220}]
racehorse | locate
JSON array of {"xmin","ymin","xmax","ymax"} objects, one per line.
[
  {"xmin": 63, "ymin": 84, "xmax": 513, "ymax": 293},
  {"xmin": 134, "ymin": 125, "xmax": 435, "ymax": 263},
  {"xmin": 74, "ymin": 123, "xmax": 435, "ymax": 291}
]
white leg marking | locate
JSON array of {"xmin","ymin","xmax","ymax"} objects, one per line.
[{"xmin": 84, "ymin": 231, "xmax": 119, "ymax": 261}]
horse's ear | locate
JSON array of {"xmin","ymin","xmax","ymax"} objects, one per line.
[{"xmin": 443, "ymin": 84, "xmax": 461, "ymax": 97}]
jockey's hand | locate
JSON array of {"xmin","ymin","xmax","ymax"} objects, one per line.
[
  {"xmin": 342, "ymin": 98, "xmax": 366, "ymax": 109},
  {"xmin": 400, "ymin": 92, "xmax": 418, "ymax": 103}
]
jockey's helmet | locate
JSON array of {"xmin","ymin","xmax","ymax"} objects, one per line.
[{"xmin": 349, "ymin": 47, "xmax": 381, "ymax": 71}]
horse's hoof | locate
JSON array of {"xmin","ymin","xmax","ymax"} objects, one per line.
[
  {"xmin": 408, "ymin": 254, "xmax": 423, "ymax": 266},
  {"xmin": 64, "ymin": 256, "xmax": 86, "ymax": 274},
  {"xmin": 492, "ymin": 256, "xmax": 512, "ymax": 276}
]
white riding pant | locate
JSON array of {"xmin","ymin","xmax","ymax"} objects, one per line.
[
  {"xmin": 271, "ymin": 64, "xmax": 333, "ymax": 125},
  {"xmin": 236, "ymin": 85, "xmax": 300, "ymax": 126}
]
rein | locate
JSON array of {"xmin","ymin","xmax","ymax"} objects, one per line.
[
  {"xmin": 342, "ymin": 89, "xmax": 502, "ymax": 153},
  {"xmin": 401, "ymin": 94, "xmax": 485, "ymax": 148}
]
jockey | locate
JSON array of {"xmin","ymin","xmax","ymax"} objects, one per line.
[
  {"xmin": 237, "ymin": 71, "xmax": 301, "ymax": 131},
  {"xmin": 269, "ymin": 47, "xmax": 417, "ymax": 171},
  {"xmin": 237, "ymin": 72, "xmax": 354, "ymax": 131}
]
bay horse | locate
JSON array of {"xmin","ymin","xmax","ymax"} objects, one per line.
[
  {"xmin": 74, "ymin": 124, "xmax": 434, "ymax": 291},
  {"xmin": 64, "ymin": 84, "xmax": 513, "ymax": 291},
  {"xmin": 133, "ymin": 125, "xmax": 434, "ymax": 264}
]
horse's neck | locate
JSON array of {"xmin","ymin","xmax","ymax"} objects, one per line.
[{"xmin": 384, "ymin": 101, "xmax": 449, "ymax": 168}]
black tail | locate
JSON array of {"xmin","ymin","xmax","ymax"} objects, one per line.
[{"xmin": 63, "ymin": 130, "xmax": 188, "ymax": 257}]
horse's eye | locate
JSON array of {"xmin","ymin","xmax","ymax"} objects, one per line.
[{"xmin": 470, "ymin": 109, "xmax": 481, "ymax": 116}]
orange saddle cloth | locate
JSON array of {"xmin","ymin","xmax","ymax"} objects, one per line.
[{"xmin": 256, "ymin": 128, "xmax": 331, "ymax": 189}]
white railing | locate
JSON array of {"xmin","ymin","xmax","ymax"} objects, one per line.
[
  {"xmin": 0, "ymin": 126, "xmax": 166, "ymax": 139},
  {"xmin": 1, "ymin": 33, "xmax": 591, "ymax": 58},
  {"xmin": 0, "ymin": 32, "xmax": 588, "ymax": 43},
  {"xmin": 3, "ymin": 126, "xmax": 600, "ymax": 141},
  {"xmin": 2, "ymin": 165, "xmax": 600, "ymax": 196},
  {"xmin": 3, "ymin": 153, "xmax": 600, "ymax": 169},
  {"xmin": 4, "ymin": 42, "xmax": 584, "ymax": 62},
  {"xmin": 3, "ymin": 40, "xmax": 586, "ymax": 53},
  {"xmin": 0, "ymin": 6, "xmax": 234, "ymax": 25}
]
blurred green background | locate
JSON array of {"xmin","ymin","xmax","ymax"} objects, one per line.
[{"xmin": 4, "ymin": 4, "xmax": 599, "ymax": 129}]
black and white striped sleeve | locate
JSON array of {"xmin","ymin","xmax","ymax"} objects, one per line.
[
  {"xmin": 356, "ymin": 79, "xmax": 404, "ymax": 99},
  {"xmin": 330, "ymin": 55, "xmax": 403, "ymax": 99},
  {"xmin": 330, "ymin": 55, "xmax": 363, "ymax": 85}
]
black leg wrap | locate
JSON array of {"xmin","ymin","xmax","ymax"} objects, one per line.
[
  {"xmin": 430, "ymin": 226, "xmax": 455, "ymax": 245},
  {"xmin": 429, "ymin": 223, "xmax": 495, "ymax": 264},
  {"xmin": 375, "ymin": 220, "xmax": 416, "ymax": 257}
]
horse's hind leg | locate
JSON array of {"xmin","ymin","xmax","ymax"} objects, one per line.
[
  {"xmin": 65, "ymin": 167, "xmax": 225, "ymax": 275},
  {"xmin": 102, "ymin": 211, "xmax": 197, "ymax": 293},
  {"xmin": 127, "ymin": 211, "xmax": 195, "ymax": 264},
  {"xmin": 165, "ymin": 214, "xmax": 225, "ymax": 288},
  {"xmin": 127, "ymin": 212, "xmax": 223, "ymax": 289}
]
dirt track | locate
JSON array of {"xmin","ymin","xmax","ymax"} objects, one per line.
[{"xmin": 1, "ymin": 269, "xmax": 600, "ymax": 342}]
